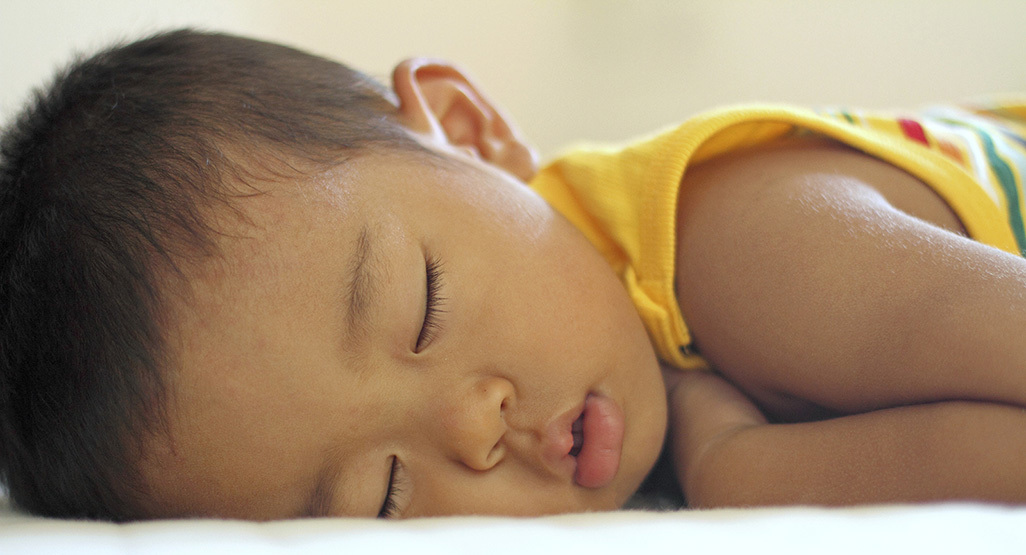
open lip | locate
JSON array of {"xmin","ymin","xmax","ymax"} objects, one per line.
[
  {"xmin": 541, "ymin": 399, "xmax": 586, "ymax": 479},
  {"xmin": 570, "ymin": 413, "xmax": 584, "ymax": 457},
  {"xmin": 570, "ymin": 393, "xmax": 624, "ymax": 489}
]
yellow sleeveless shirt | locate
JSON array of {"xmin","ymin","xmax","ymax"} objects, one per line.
[{"xmin": 528, "ymin": 102, "xmax": 1026, "ymax": 370}]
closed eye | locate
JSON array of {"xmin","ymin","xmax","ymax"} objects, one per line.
[
  {"xmin": 377, "ymin": 456, "xmax": 404, "ymax": 519},
  {"xmin": 415, "ymin": 255, "xmax": 446, "ymax": 352}
]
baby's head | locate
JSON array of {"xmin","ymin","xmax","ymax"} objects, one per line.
[{"xmin": 0, "ymin": 30, "xmax": 666, "ymax": 520}]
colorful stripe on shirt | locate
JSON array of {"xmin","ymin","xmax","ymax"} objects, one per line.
[{"xmin": 821, "ymin": 102, "xmax": 1026, "ymax": 257}]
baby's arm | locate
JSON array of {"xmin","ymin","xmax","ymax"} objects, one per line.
[
  {"xmin": 669, "ymin": 371, "xmax": 1026, "ymax": 506},
  {"xmin": 674, "ymin": 139, "xmax": 1026, "ymax": 416},
  {"xmin": 669, "ymin": 139, "xmax": 1026, "ymax": 505}
]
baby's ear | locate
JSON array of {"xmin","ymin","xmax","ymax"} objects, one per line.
[{"xmin": 392, "ymin": 58, "xmax": 538, "ymax": 181}]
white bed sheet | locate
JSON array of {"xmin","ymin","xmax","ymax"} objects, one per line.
[{"xmin": 2, "ymin": 497, "xmax": 1025, "ymax": 555}]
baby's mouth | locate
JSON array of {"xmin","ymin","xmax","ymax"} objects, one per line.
[
  {"xmin": 569, "ymin": 413, "xmax": 584, "ymax": 457},
  {"xmin": 570, "ymin": 394, "xmax": 625, "ymax": 489}
]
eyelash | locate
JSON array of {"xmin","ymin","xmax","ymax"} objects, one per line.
[
  {"xmin": 377, "ymin": 456, "xmax": 405, "ymax": 519},
  {"xmin": 415, "ymin": 255, "xmax": 446, "ymax": 352}
]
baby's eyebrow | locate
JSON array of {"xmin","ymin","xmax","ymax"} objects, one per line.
[
  {"xmin": 342, "ymin": 225, "xmax": 377, "ymax": 341},
  {"xmin": 303, "ymin": 451, "xmax": 349, "ymax": 518}
]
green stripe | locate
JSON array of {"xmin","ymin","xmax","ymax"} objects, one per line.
[{"xmin": 973, "ymin": 129, "xmax": 1026, "ymax": 256}]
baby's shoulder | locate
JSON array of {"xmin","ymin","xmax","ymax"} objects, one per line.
[{"xmin": 678, "ymin": 137, "xmax": 965, "ymax": 236}]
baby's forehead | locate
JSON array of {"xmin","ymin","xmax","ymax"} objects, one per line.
[
  {"xmin": 211, "ymin": 155, "xmax": 354, "ymax": 232},
  {"xmin": 199, "ymin": 144, "xmax": 485, "ymax": 282}
]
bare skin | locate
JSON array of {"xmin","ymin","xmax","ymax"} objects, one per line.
[{"xmin": 670, "ymin": 138, "xmax": 1026, "ymax": 506}]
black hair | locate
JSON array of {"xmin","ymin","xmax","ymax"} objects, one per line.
[{"xmin": 0, "ymin": 29, "xmax": 421, "ymax": 520}]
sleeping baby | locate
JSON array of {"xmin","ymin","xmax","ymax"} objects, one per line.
[{"xmin": 1, "ymin": 30, "xmax": 1024, "ymax": 520}]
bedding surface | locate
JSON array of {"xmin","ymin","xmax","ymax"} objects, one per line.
[{"xmin": 2, "ymin": 498, "xmax": 1025, "ymax": 555}]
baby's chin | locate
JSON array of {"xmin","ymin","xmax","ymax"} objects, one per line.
[{"xmin": 620, "ymin": 372, "xmax": 671, "ymax": 507}]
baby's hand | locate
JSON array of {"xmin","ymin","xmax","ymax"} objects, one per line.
[{"xmin": 666, "ymin": 370, "xmax": 767, "ymax": 505}]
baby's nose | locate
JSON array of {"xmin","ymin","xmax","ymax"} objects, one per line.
[{"xmin": 440, "ymin": 376, "xmax": 514, "ymax": 471}]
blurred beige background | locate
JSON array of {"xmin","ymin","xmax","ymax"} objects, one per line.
[{"xmin": 2, "ymin": 0, "xmax": 1025, "ymax": 157}]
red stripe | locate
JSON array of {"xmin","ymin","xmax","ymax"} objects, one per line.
[{"xmin": 898, "ymin": 118, "xmax": 929, "ymax": 145}]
